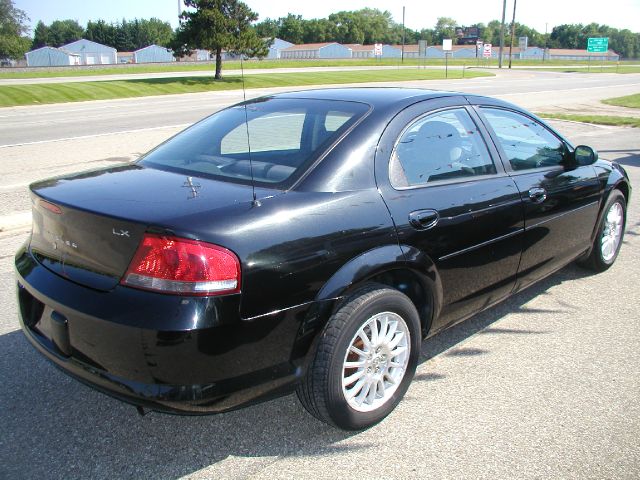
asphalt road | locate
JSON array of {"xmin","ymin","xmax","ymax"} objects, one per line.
[
  {"xmin": 2, "ymin": 69, "xmax": 640, "ymax": 147},
  {"xmin": 0, "ymin": 71, "xmax": 638, "ymax": 479}
]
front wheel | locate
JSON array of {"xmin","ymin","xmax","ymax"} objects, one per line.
[
  {"xmin": 297, "ymin": 284, "xmax": 421, "ymax": 430},
  {"xmin": 579, "ymin": 190, "xmax": 627, "ymax": 272}
]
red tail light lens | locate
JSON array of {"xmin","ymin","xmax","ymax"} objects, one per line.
[{"xmin": 121, "ymin": 233, "xmax": 241, "ymax": 296}]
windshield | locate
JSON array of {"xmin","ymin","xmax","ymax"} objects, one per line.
[{"xmin": 141, "ymin": 97, "xmax": 370, "ymax": 188}]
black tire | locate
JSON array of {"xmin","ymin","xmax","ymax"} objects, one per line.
[
  {"xmin": 578, "ymin": 190, "xmax": 627, "ymax": 272},
  {"xmin": 297, "ymin": 283, "xmax": 421, "ymax": 430}
]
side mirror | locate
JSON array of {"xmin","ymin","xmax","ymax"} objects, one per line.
[{"xmin": 573, "ymin": 145, "xmax": 599, "ymax": 166}]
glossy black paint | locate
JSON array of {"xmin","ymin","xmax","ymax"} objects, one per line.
[{"xmin": 16, "ymin": 88, "xmax": 631, "ymax": 415}]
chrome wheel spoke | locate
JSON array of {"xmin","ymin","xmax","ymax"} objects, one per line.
[
  {"xmin": 344, "ymin": 360, "xmax": 366, "ymax": 368},
  {"xmin": 346, "ymin": 377, "xmax": 367, "ymax": 400},
  {"xmin": 356, "ymin": 382, "xmax": 371, "ymax": 406},
  {"xmin": 343, "ymin": 369, "xmax": 365, "ymax": 387},
  {"xmin": 349, "ymin": 345, "xmax": 367, "ymax": 357}
]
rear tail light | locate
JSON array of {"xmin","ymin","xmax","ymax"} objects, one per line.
[{"xmin": 121, "ymin": 233, "xmax": 241, "ymax": 296}]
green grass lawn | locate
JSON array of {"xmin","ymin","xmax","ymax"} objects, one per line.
[
  {"xmin": 2, "ymin": 57, "xmax": 637, "ymax": 79},
  {"xmin": 536, "ymin": 112, "xmax": 640, "ymax": 128},
  {"xmin": 602, "ymin": 93, "xmax": 640, "ymax": 108},
  {"xmin": 0, "ymin": 69, "xmax": 492, "ymax": 107}
]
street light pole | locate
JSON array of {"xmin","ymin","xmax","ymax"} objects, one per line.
[
  {"xmin": 508, "ymin": 0, "xmax": 517, "ymax": 68},
  {"xmin": 498, "ymin": 0, "xmax": 507, "ymax": 68},
  {"xmin": 401, "ymin": 6, "xmax": 406, "ymax": 64}
]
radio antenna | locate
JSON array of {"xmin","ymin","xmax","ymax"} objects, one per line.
[{"xmin": 239, "ymin": 53, "xmax": 258, "ymax": 206}]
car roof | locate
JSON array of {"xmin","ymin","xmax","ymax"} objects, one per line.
[
  {"xmin": 268, "ymin": 87, "xmax": 460, "ymax": 112},
  {"xmin": 264, "ymin": 87, "xmax": 522, "ymax": 117}
]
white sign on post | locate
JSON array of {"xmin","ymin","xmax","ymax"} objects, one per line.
[
  {"xmin": 483, "ymin": 43, "xmax": 492, "ymax": 58},
  {"xmin": 443, "ymin": 39, "xmax": 453, "ymax": 51},
  {"xmin": 374, "ymin": 43, "xmax": 383, "ymax": 56}
]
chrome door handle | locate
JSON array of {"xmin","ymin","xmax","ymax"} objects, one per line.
[
  {"xmin": 528, "ymin": 187, "xmax": 547, "ymax": 203},
  {"xmin": 408, "ymin": 209, "xmax": 439, "ymax": 230}
]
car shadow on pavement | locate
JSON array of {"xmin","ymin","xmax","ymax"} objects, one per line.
[
  {"xmin": 418, "ymin": 263, "xmax": 593, "ymax": 364},
  {"xmin": 598, "ymin": 149, "xmax": 640, "ymax": 167},
  {"xmin": 0, "ymin": 263, "xmax": 594, "ymax": 480}
]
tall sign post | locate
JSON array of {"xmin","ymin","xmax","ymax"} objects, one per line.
[
  {"xmin": 483, "ymin": 43, "xmax": 492, "ymax": 67},
  {"xmin": 587, "ymin": 37, "xmax": 609, "ymax": 72},
  {"xmin": 418, "ymin": 40, "xmax": 428, "ymax": 69},
  {"xmin": 443, "ymin": 39, "xmax": 453, "ymax": 78},
  {"xmin": 374, "ymin": 43, "xmax": 383, "ymax": 62}
]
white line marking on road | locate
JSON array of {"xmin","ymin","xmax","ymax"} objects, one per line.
[
  {"xmin": 499, "ymin": 83, "xmax": 640, "ymax": 97},
  {"xmin": 0, "ymin": 124, "xmax": 190, "ymax": 148}
]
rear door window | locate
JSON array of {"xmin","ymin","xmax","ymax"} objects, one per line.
[{"xmin": 390, "ymin": 108, "xmax": 496, "ymax": 187}]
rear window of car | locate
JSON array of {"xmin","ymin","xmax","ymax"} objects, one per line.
[{"xmin": 140, "ymin": 98, "xmax": 369, "ymax": 188}]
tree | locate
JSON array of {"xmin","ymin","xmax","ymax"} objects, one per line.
[
  {"xmin": 278, "ymin": 14, "xmax": 304, "ymax": 44},
  {"xmin": 254, "ymin": 18, "xmax": 279, "ymax": 39},
  {"xmin": 47, "ymin": 19, "xmax": 84, "ymax": 47},
  {"xmin": 434, "ymin": 17, "xmax": 457, "ymax": 44},
  {"xmin": 173, "ymin": 0, "xmax": 266, "ymax": 79},
  {"xmin": 86, "ymin": 20, "xmax": 116, "ymax": 47},
  {"xmin": 0, "ymin": 0, "xmax": 31, "ymax": 59},
  {"xmin": 32, "ymin": 20, "xmax": 48, "ymax": 48},
  {"xmin": 302, "ymin": 19, "xmax": 330, "ymax": 44}
]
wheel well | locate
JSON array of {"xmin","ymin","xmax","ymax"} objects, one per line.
[
  {"xmin": 615, "ymin": 182, "xmax": 629, "ymax": 204},
  {"xmin": 366, "ymin": 269, "xmax": 434, "ymax": 335}
]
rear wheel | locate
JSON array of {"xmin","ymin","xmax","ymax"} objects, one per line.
[
  {"xmin": 579, "ymin": 190, "xmax": 626, "ymax": 272},
  {"xmin": 297, "ymin": 284, "xmax": 421, "ymax": 430}
]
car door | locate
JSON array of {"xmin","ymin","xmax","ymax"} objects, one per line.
[
  {"xmin": 375, "ymin": 97, "xmax": 525, "ymax": 331},
  {"xmin": 475, "ymin": 105, "xmax": 602, "ymax": 291}
]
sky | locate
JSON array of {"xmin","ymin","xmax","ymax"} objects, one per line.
[{"xmin": 14, "ymin": 0, "xmax": 640, "ymax": 36}]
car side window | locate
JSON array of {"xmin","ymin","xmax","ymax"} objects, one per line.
[
  {"xmin": 390, "ymin": 108, "xmax": 496, "ymax": 187},
  {"xmin": 481, "ymin": 108, "xmax": 566, "ymax": 171}
]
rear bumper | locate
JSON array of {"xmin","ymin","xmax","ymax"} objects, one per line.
[{"xmin": 15, "ymin": 244, "xmax": 315, "ymax": 414}]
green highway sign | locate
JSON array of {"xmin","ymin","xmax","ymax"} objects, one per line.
[{"xmin": 587, "ymin": 37, "xmax": 609, "ymax": 53}]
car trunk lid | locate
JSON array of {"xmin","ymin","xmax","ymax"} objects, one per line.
[{"xmin": 28, "ymin": 164, "xmax": 265, "ymax": 291}]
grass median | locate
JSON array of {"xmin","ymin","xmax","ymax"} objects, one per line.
[
  {"xmin": 602, "ymin": 93, "xmax": 640, "ymax": 108},
  {"xmin": 0, "ymin": 69, "xmax": 491, "ymax": 107},
  {"xmin": 536, "ymin": 112, "xmax": 640, "ymax": 128}
]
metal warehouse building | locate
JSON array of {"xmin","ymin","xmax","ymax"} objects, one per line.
[
  {"xmin": 280, "ymin": 43, "xmax": 352, "ymax": 59},
  {"xmin": 266, "ymin": 38, "xmax": 294, "ymax": 59},
  {"xmin": 344, "ymin": 44, "xmax": 375, "ymax": 58},
  {"xmin": 133, "ymin": 45, "xmax": 175, "ymax": 63},
  {"xmin": 62, "ymin": 39, "xmax": 117, "ymax": 65},
  {"xmin": 25, "ymin": 46, "xmax": 80, "ymax": 67}
]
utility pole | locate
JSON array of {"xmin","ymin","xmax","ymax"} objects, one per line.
[
  {"xmin": 508, "ymin": 0, "xmax": 517, "ymax": 68},
  {"xmin": 401, "ymin": 6, "xmax": 406, "ymax": 64},
  {"xmin": 498, "ymin": 0, "xmax": 507, "ymax": 68}
]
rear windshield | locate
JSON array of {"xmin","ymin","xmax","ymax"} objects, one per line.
[{"xmin": 141, "ymin": 97, "xmax": 369, "ymax": 187}]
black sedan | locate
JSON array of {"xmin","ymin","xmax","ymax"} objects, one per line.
[{"xmin": 16, "ymin": 88, "xmax": 630, "ymax": 430}]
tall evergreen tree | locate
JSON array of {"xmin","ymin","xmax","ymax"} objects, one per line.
[{"xmin": 173, "ymin": 0, "xmax": 267, "ymax": 79}]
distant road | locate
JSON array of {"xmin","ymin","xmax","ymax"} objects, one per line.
[{"xmin": 1, "ymin": 69, "xmax": 639, "ymax": 147}]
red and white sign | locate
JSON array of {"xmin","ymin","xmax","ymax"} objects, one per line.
[
  {"xmin": 374, "ymin": 43, "xmax": 383, "ymax": 56},
  {"xmin": 483, "ymin": 43, "xmax": 492, "ymax": 58}
]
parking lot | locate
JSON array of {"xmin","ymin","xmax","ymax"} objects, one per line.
[{"xmin": 0, "ymin": 72, "xmax": 638, "ymax": 479}]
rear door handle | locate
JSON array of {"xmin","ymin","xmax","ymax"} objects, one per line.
[
  {"xmin": 528, "ymin": 187, "xmax": 547, "ymax": 203},
  {"xmin": 408, "ymin": 209, "xmax": 439, "ymax": 230}
]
